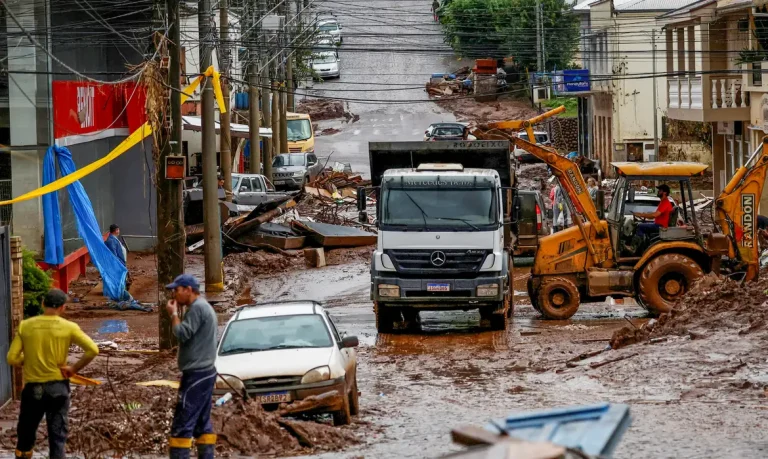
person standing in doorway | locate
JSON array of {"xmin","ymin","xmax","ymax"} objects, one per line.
[
  {"xmin": 432, "ymin": 0, "xmax": 440, "ymax": 21},
  {"xmin": 165, "ymin": 274, "xmax": 218, "ymax": 459},
  {"xmin": 6, "ymin": 289, "xmax": 99, "ymax": 459}
]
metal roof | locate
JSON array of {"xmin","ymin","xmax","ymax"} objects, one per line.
[
  {"xmin": 614, "ymin": 0, "xmax": 700, "ymax": 11},
  {"xmin": 611, "ymin": 162, "xmax": 709, "ymax": 176}
]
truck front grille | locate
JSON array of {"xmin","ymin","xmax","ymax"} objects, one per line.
[{"xmin": 385, "ymin": 249, "xmax": 489, "ymax": 275}]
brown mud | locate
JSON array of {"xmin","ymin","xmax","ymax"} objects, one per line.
[{"xmin": 436, "ymin": 95, "xmax": 538, "ymax": 124}]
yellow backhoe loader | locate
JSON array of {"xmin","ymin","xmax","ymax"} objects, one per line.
[{"xmin": 472, "ymin": 106, "xmax": 768, "ymax": 319}]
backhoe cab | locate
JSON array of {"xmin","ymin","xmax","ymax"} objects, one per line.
[{"xmin": 471, "ymin": 107, "xmax": 768, "ymax": 320}]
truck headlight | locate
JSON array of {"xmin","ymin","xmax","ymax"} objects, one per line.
[
  {"xmin": 381, "ymin": 254, "xmax": 394, "ymax": 270},
  {"xmin": 378, "ymin": 284, "xmax": 400, "ymax": 297},
  {"xmin": 215, "ymin": 375, "xmax": 245, "ymax": 391},
  {"xmin": 293, "ymin": 171, "xmax": 304, "ymax": 177},
  {"xmin": 480, "ymin": 254, "xmax": 496, "ymax": 270},
  {"xmin": 301, "ymin": 366, "xmax": 331, "ymax": 384},
  {"xmin": 477, "ymin": 283, "xmax": 499, "ymax": 296}
]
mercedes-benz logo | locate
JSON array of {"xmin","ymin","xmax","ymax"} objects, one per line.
[{"xmin": 430, "ymin": 251, "xmax": 446, "ymax": 267}]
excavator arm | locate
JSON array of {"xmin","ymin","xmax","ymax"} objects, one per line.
[
  {"xmin": 715, "ymin": 137, "xmax": 768, "ymax": 281},
  {"xmin": 471, "ymin": 106, "xmax": 609, "ymax": 264}
]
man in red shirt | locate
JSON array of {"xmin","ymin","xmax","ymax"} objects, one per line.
[{"xmin": 633, "ymin": 184, "xmax": 673, "ymax": 239}]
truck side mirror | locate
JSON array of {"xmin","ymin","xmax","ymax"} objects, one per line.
[
  {"xmin": 357, "ymin": 187, "xmax": 367, "ymax": 222},
  {"xmin": 596, "ymin": 190, "xmax": 606, "ymax": 219}
]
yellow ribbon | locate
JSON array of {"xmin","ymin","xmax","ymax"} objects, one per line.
[{"xmin": 0, "ymin": 66, "xmax": 225, "ymax": 207}]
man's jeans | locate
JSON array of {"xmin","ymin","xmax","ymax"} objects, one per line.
[
  {"xmin": 636, "ymin": 222, "xmax": 661, "ymax": 238},
  {"xmin": 16, "ymin": 380, "xmax": 70, "ymax": 459}
]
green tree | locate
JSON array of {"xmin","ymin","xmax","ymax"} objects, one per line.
[
  {"xmin": 22, "ymin": 249, "xmax": 53, "ymax": 318},
  {"xmin": 441, "ymin": 0, "xmax": 580, "ymax": 71}
]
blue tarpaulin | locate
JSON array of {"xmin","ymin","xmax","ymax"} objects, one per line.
[{"xmin": 43, "ymin": 145, "xmax": 128, "ymax": 301}]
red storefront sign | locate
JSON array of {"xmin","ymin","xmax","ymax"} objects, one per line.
[{"xmin": 52, "ymin": 81, "xmax": 147, "ymax": 139}]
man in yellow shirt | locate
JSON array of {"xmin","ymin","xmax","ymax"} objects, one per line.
[{"xmin": 6, "ymin": 288, "xmax": 99, "ymax": 459}]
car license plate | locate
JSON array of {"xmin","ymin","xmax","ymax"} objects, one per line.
[
  {"xmin": 427, "ymin": 283, "xmax": 450, "ymax": 292},
  {"xmin": 274, "ymin": 180, "xmax": 285, "ymax": 185},
  {"xmin": 255, "ymin": 391, "xmax": 291, "ymax": 404}
]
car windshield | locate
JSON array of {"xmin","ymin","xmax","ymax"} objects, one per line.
[
  {"xmin": 314, "ymin": 53, "xmax": 337, "ymax": 64},
  {"xmin": 319, "ymin": 23, "xmax": 338, "ymax": 31},
  {"xmin": 285, "ymin": 119, "xmax": 313, "ymax": 142},
  {"xmin": 273, "ymin": 153, "xmax": 306, "ymax": 167},
  {"xmin": 219, "ymin": 314, "xmax": 333, "ymax": 355},
  {"xmin": 380, "ymin": 177, "xmax": 498, "ymax": 231},
  {"xmin": 231, "ymin": 177, "xmax": 239, "ymax": 189},
  {"xmin": 434, "ymin": 127, "xmax": 463, "ymax": 137}
]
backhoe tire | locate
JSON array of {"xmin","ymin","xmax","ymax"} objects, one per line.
[
  {"xmin": 374, "ymin": 302, "xmax": 395, "ymax": 333},
  {"xmin": 638, "ymin": 253, "xmax": 704, "ymax": 315},
  {"xmin": 537, "ymin": 277, "xmax": 580, "ymax": 320},
  {"xmin": 527, "ymin": 276, "xmax": 540, "ymax": 313}
]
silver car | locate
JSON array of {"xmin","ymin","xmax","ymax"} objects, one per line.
[{"xmin": 271, "ymin": 153, "xmax": 323, "ymax": 190}]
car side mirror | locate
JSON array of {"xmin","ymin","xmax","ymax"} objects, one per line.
[
  {"xmin": 341, "ymin": 336, "xmax": 358, "ymax": 348},
  {"xmin": 240, "ymin": 186, "xmax": 247, "ymax": 192}
]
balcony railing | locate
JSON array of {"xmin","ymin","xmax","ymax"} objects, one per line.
[
  {"xmin": 668, "ymin": 76, "xmax": 748, "ymax": 111},
  {"xmin": 710, "ymin": 76, "xmax": 748, "ymax": 109}
]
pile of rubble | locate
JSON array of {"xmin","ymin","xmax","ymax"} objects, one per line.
[
  {"xmin": 426, "ymin": 67, "xmax": 472, "ymax": 97},
  {"xmin": 296, "ymin": 99, "xmax": 358, "ymax": 123},
  {"xmin": 0, "ymin": 353, "xmax": 358, "ymax": 458},
  {"xmin": 610, "ymin": 274, "xmax": 768, "ymax": 349}
]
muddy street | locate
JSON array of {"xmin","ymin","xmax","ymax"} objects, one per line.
[
  {"xmin": 245, "ymin": 260, "xmax": 768, "ymax": 459},
  {"xmin": 303, "ymin": 0, "xmax": 459, "ymax": 176}
]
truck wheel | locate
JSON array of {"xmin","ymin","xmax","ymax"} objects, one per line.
[
  {"xmin": 527, "ymin": 276, "xmax": 540, "ymax": 313},
  {"xmin": 374, "ymin": 302, "xmax": 395, "ymax": 333},
  {"xmin": 480, "ymin": 305, "xmax": 507, "ymax": 330},
  {"xmin": 538, "ymin": 277, "xmax": 580, "ymax": 320},
  {"xmin": 638, "ymin": 253, "xmax": 703, "ymax": 315}
]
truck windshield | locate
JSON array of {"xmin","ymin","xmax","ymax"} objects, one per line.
[
  {"xmin": 380, "ymin": 179, "xmax": 498, "ymax": 231},
  {"xmin": 286, "ymin": 119, "xmax": 312, "ymax": 141}
]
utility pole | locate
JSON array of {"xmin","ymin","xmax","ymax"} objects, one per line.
[
  {"xmin": 286, "ymin": 0, "xmax": 296, "ymax": 111},
  {"xmin": 261, "ymin": 64, "xmax": 272, "ymax": 171},
  {"xmin": 652, "ymin": 29, "xmax": 659, "ymax": 159},
  {"xmin": 540, "ymin": 1, "xmax": 546, "ymax": 72},
  {"xmin": 278, "ymin": 13, "xmax": 289, "ymax": 154},
  {"xmin": 158, "ymin": 0, "xmax": 184, "ymax": 349},
  {"xmin": 199, "ymin": 0, "xmax": 224, "ymax": 292},
  {"xmin": 220, "ymin": 0, "xmax": 233, "ymax": 196},
  {"xmin": 271, "ymin": 57, "xmax": 281, "ymax": 156},
  {"xmin": 535, "ymin": 0, "xmax": 542, "ymax": 72},
  {"xmin": 248, "ymin": 0, "xmax": 261, "ymax": 174}
]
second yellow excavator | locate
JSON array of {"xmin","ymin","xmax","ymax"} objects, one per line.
[{"xmin": 472, "ymin": 106, "xmax": 767, "ymax": 319}]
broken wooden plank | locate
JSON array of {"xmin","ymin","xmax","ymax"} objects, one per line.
[{"xmin": 292, "ymin": 220, "xmax": 376, "ymax": 247}]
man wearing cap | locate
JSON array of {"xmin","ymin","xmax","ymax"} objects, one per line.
[
  {"xmin": 6, "ymin": 288, "xmax": 99, "ymax": 459},
  {"xmin": 631, "ymin": 184, "xmax": 674, "ymax": 249},
  {"xmin": 164, "ymin": 274, "xmax": 218, "ymax": 459}
]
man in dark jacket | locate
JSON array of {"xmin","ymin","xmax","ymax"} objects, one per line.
[{"xmin": 165, "ymin": 274, "xmax": 218, "ymax": 459}]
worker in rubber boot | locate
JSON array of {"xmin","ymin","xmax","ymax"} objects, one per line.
[
  {"xmin": 6, "ymin": 289, "xmax": 99, "ymax": 459},
  {"xmin": 165, "ymin": 274, "xmax": 218, "ymax": 459}
]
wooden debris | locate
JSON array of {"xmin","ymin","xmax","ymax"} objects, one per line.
[{"xmin": 304, "ymin": 247, "xmax": 326, "ymax": 268}]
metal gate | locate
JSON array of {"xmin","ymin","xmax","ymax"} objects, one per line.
[{"xmin": 0, "ymin": 226, "xmax": 12, "ymax": 405}]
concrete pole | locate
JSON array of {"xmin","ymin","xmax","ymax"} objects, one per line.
[
  {"xmin": 261, "ymin": 65, "xmax": 272, "ymax": 167},
  {"xmin": 158, "ymin": 0, "xmax": 185, "ymax": 350},
  {"xmin": 199, "ymin": 0, "xmax": 224, "ymax": 292},
  {"xmin": 272, "ymin": 59, "xmax": 281, "ymax": 156},
  {"xmin": 536, "ymin": 0, "xmax": 542, "ymax": 72},
  {"xmin": 219, "ymin": 0, "xmax": 233, "ymax": 194},
  {"xmin": 248, "ymin": 0, "xmax": 261, "ymax": 173}
]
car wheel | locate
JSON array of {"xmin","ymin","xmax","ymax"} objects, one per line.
[
  {"xmin": 349, "ymin": 377, "xmax": 359, "ymax": 416},
  {"xmin": 332, "ymin": 388, "xmax": 352, "ymax": 426}
]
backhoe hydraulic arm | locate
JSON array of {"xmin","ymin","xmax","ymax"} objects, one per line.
[
  {"xmin": 471, "ymin": 106, "xmax": 608, "ymax": 248},
  {"xmin": 715, "ymin": 137, "xmax": 768, "ymax": 281}
]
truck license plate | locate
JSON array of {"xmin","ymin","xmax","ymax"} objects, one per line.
[
  {"xmin": 274, "ymin": 180, "xmax": 285, "ymax": 185},
  {"xmin": 255, "ymin": 391, "xmax": 291, "ymax": 404},
  {"xmin": 427, "ymin": 283, "xmax": 450, "ymax": 292}
]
